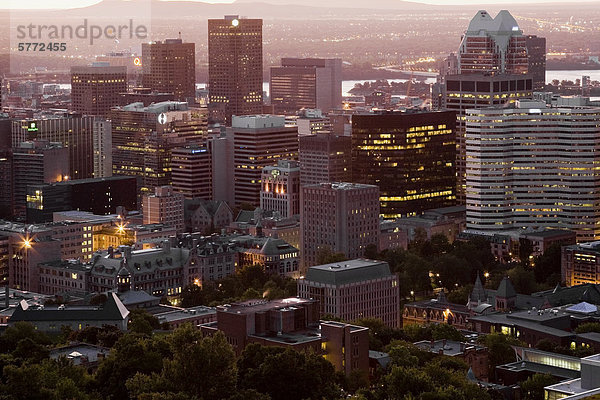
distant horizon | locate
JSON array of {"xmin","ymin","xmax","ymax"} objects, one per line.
[{"xmin": 4, "ymin": 0, "xmax": 600, "ymax": 10}]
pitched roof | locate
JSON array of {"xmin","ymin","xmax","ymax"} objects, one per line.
[
  {"xmin": 470, "ymin": 274, "xmax": 487, "ymax": 303},
  {"xmin": 497, "ymin": 277, "xmax": 517, "ymax": 298},
  {"xmin": 566, "ymin": 302, "xmax": 598, "ymax": 314}
]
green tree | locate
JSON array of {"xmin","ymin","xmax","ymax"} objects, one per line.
[
  {"xmin": 575, "ymin": 322, "xmax": 600, "ymax": 334},
  {"xmin": 519, "ymin": 238, "xmax": 534, "ymax": 266},
  {"xmin": 384, "ymin": 366, "xmax": 434, "ymax": 399},
  {"xmin": 521, "ymin": 374, "xmax": 558, "ymax": 400},
  {"xmin": 505, "ymin": 266, "xmax": 538, "ymax": 295},
  {"xmin": 400, "ymin": 253, "xmax": 432, "ymax": 295},
  {"xmin": 0, "ymin": 322, "xmax": 51, "ymax": 354},
  {"xmin": 431, "ymin": 324, "xmax": 464, "ymax": 341},
  {"xmin": 478, "ymin": 333, "xmax": 522, "ymax": 379},
  {"xmin": 316, "ymin": 246, "xmax": 348, "ymax": 265},
  {"xmin": 533, "ymin": 243, "xmax": 563, "ymax": 285},
  {"xmin": 129, "ymin": 309, "xmax": 161, "ymax": 335},
  {"xmin": 162, "ymin": 330, "xmax": 237, "ymax": 400},
  {"xmin": 433, "ymin": 254, "xmax": 471, "ymax": 289},
  {"xmin": 94, "ymin": 333, "xmax": 170, "ymax": 399},
  {"xmin": 364, "ymin": 243, "xmax": 379, "ymax": 260},
  {"xmin": 447, "ymin": 284, "xmax": 473, "ymax": 304},
  {"xmin": 237, "ymin": 344, "xmax": 341, "ymax": 400}
]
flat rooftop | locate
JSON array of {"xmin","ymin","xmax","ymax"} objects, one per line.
[
  {"xmin": 303, "ymin": 259, "xmax": 392, "ymax": 286},
  {"xmin": 217, "ymin": 297, "xmax": 314, "ymax": 315},
  {"xmin": 156, "ymin": 306, "xmax": 216, "ymax": 323},
  {"xmin": 498, "ymin": 360, "xmax": 580, "ymax": 380}
]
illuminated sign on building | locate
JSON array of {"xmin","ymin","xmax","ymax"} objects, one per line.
[{"xmin": 27, "ymin": 122, "xmax": 38, "ymax": 132}]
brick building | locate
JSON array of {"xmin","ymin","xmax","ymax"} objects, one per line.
[{"xmin": 200, "ymin": 297, "xmax": 369, "ymax": 375}]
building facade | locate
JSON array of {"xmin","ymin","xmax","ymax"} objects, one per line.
[
  {"xmin": 458, "ymin": 10, "xmax": 528, "ymax": 75},
  {"xmin": 270, "ymin": 58, "xmax": 342, "ymax": 114},
  {"xmin": 141, "ymin": 39, "xmax": 196, "ymax": 101},
  {"xmin": 260, "ymin": 160, "xmax": 300, "ymax": 218},
  {"xmin": 71, "ymin": 65, "xmax": 128, "ymax": 116},
  {"xmin": 300, "ymin": 183, "xmax": 379, "ymax": 268},
  {"xmin": 525, "ymin": 35, "xmax": 547, "ymax": 91},
  {"xmin": 465, "ymin": 99, "xmax": 600, "ymax": 241},
  {"xmin": 143, "ymin": 186, "xmax": 185, "ymax": 233},
  {"xmin": 12, "ymin": 113, "xmax": 96, "ymax": 180},
  {"xmin": 93, "ymin": 119, "xmax": 112, "ymax": 178},
  {"xmin": 351, "ymin": 111, "xmax": 456, "ymax": 219},
  {"xmin": 231, "ymin": 115, "xmax": 298, "ymax": 206},
  {"xmin": 12, "ymin": 141, "xmax": 69, "ymax": 221},
  {"xmin": 200, "ymin": 298, "xmax": 370, "ymax": 376},
  {"xmin": 26, "ymin": 176, "xmax": 139, "ymax": 223},
  {"xmin": 110, "ymin": 101, "xmax": 207, "ymax": 194},
  {"xmin": 562, "ymin": 243, "xmax": 600, "ymax": 287},
  {"xmin": 443, "ymin": 73, "xmax": 534, "ymax": 202},
  {"xmin": 297, "ymin": 259, "xmax": 400, "ymax": 327},
  {"xmin": 208, "ymin": 16, "xmax": 263, "ymax": 124},
  {"xmin": 171, "ymin": 145, "xmax": 212, "ymax": 200},
  {"xmin": 299, "ymin": 133, "xmax": 352, "ymax": 187}
]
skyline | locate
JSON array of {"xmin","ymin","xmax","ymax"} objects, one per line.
[{"xmin": 4, "ymin": 0, "xmax": 600, "ymax": 10}]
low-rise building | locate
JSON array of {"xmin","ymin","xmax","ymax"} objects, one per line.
[
  {"xmin": 9, "ymin": 292, "xmax": 129, "ymax": 332},
  {"xmin": 200, "ymin": 297, "xmax": 369, "ymax": 375},
  {"xmin": 184, "ymin": 199, "xmax": 233, "ymax": 234},
  {"xmin": 563, "ymin": 242, "xmax": 600, "ymax": 287},
  {"xmin": 155, "ymin": 305, "xmax": 216, "ymax": 330},
  {"xmin": 496, "ymin": 347, "xmax": 580, "ymax": 386},
  {"xmin": 38, "ymin": 260, "xmax": 90, "ymax": 297},
  {"xmin": 232, "ymin": 234, "xmax": 300, "ymax": 278},
  {"xmin": 88, "ymin": 243, "xmax": 190, "ymax": 297},
  {"xmin": 49, "ymin": 343, "xmax": 110, "ymax": 370},
  {"xmin": 545, "ymin": 354, "xmax": 600, "ymax": 400},
  {"xmin": 391, "ymin": 206, "xmax": 466, "ymax": 243},
  {"xmin": 414, "ymin": 339, "xmax": 489, "ymax": 381},
  {"xmin": 460, "ymin": 228, "xmax": 576, "ymax": 264},
  {"xmin": 297, "ymin": 259, "xmax": 400, "ymax": 327}
]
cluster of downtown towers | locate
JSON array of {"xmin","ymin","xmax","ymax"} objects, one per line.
[{"xmin": 4, "ymin": 10, "xmax": 600, "ymax": 274}]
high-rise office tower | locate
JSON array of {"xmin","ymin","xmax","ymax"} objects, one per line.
[
  {"xmin": 299, "ymin": 133, "xmax": 352, "ymax": 187},
  {"xmin": 93, "ymin": 119, "xmax": 112, "ymax": 178},
  {"xmin": 230, "ymin": 115, "xmax": 298, "ymax": 206},
  {"xmin": 208, "ymin": 15, "xmax": 263, "ymax": 124},
  {"xmin": 12, "ymin": 141, "xmax": 69, "ymax": 221},
  {"xmin": 444, "ymin": 74, "xmax": 533, "ymax": 203},
  {"xmin": 0, "ymin": 118, "xmax": 12, "ymax": 219},
  {"xmin": 260, "ymin": 160, "xmax": 300, "ymax": 218},
  {"xmin": 465, "ymin": 98, "xmax": 600, "ymax": 242},
  {"xmin": 71, "ymin": 64, "xmax": 127, "ymax": 116},
  {"xmin": 207, "ymin": 131, "xmax": 235, "ymax": 204},
  {"xmin": 458, "ymin": 10, "xmax": 528, "ymax": 75},
  {"xmin": 270, "ymin": 58, "xmax": 342, "ymax": 115},
  {"xmin": 300, "ymin": 182, "xmax": 379, "ymax": 268},
  {"xmin": 452, "ymin": 10, "xmax": 534, "ymax": 203},
  {"xmin": 171, "ymin": 145, "xmax": 212, "ymax": 200},
  {"xmin": 142, "ymin": 39, "xmax": 196, "ymax": 102},
  {"xmin": 12, "ymin": 113, "xmax": 96, "ymax": 180},
  {"xmin": 524, "ymin": 35, "xmax": 546, "ymax": 90},
  {"xmin": 110, "ymin": 101, "xmax": 207, "ymax": 194},
  {"xmin": 143, "ymin": 186, "xmax": 185, "ymax": 233},
  {"xmin": 351, "ymin": 111, "xmax": 457, "ymax": 219}
]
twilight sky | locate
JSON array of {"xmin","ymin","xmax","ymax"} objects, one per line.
[{"xmin": 2, "ymin": 0, "xmax": 594, "ymax": 9}]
